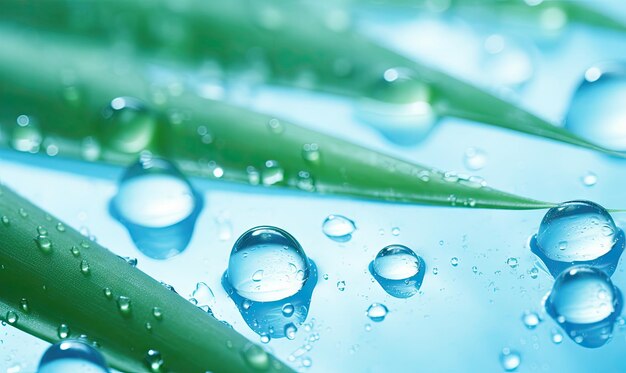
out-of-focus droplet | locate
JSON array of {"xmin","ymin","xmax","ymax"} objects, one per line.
[
  {"xmin": 463, "ymin": 147, "xmax": 488, "ymax": 171},
  {"xmin": 101, "ymin": 97, "xmax": 156, "ymax": 153},
  {"xmin": 521, "ymin": 311, "xmax": 541, "ymax": 329},
  {"xmin": 110, "ymin": 157, "xmax": 203, "ymax": 259},
  {"xmin": 499, "ymin": 348, "xmax": 521, "ymax": 372}
]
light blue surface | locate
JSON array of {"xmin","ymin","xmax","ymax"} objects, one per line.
[{"xmin": 2, "ymin": 6, "xmax": 626, "ymax": 373}]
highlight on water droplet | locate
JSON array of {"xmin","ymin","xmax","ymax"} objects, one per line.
[
  {"xmin": 355, "ymin": 67, "xmax": 438, "ymax": 146},
  {"xmin": 145, "ymin": 349, "xmax": 164, "ymax": 372},
  {"xmin": 521, "ymin": 311, "xmax": 541, "ymax": 329},
  {"xmin": 545, "ymin": 265, "xmax": 622, "ymax": 348},
  {"xmin": 530, "ymin": 200, "xmax": 624, "ymax": 278},
  {"xmin": 58, "ymin": 324, "xmax": 70, "ymax": 339},
  {"xmin": 369, "ymin": 244, "xmax": 425, "ymax": 298},
  {"xmin": 366, "ymin": 303, "xmax": 389, "ymax": 322},
  {"xmin": 110, "ymin": 156, "xmax": 203, "ymax": 259},
  {"xmin": 117, "ymin": 296, "xmax": 132, "ymax": 317},
  {"xmin": 222, "ymin": 226, "xmax": 317, "ymax": 338},
  {"xmin": 322, "ymin": 214, "xmax": 356, "ymax": 242},
  {"xmin": 581, "ymin": 172, "xmax": 598, "ymax": 187},
  {"xmin": 37, "ymin": 340, "xmax": 109, "ymax": 373},
  {"xmin": 565, "ymin": 63, "xmax": 626, "ymax": 151}
]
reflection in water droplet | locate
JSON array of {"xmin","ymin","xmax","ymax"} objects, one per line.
[
  {"xmin": 369, "ymin": 244, "xmax": 425, "ymax": 298},
  {"xmin": 222, "ymin": 226, "xmax": 317, "ymax": 338},
  {"xmin": 37, "ymin": 340, "xmax": 109, "ymax": 373},
  {"xmin": 530, "ymin": 200, "xmax": 624, "ymax": 277},
  {"xmin": 322, "ymin": 215, "xmax": 356, "ymax": 242},
  {"xmin": 336, "ymin": 281, "xmax": 346, "ymax": 291},
  {"xmin": 565, "ymin": 64, "xmax": 626, "ymax": 151},
  {"xmin": 366, "ymin": 303, "xmax": 389, "ymax": 322},
  {"xmin": 546, "ymin": 266, "xmax": 622, "ymax": 348},
  {"xmin": 102, "ymin": 97, "xmax": 156, "ymax": 153},
  {"xmin": 356, "ymin": 67, "xmax": 438, "ymax": 146},
  {"xmin": 110, "ymin": 157, "xmax": 203, "ymax": 259},
  {"xmin": 499, "ymin": 348, "xmax": 521, "ymax": 372}
]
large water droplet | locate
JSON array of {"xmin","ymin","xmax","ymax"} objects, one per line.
[
  {"xmin": 545, "ymin": 265, "xmax": 622, "ymax": 348},
  {"xmin": 322, "ymin": 215, "xmax": 356, "ymax": 242},
  {"xmin": 110, "ymin": 157, "xmax": 203, "ymax": 259},
  {"xmin": 530, "ymin": 200, "xmax": 624, "ymax": 277},
  {"xmin": 37, "ymin": 340, "xmax": 109, "ymax": 373},
  {"xmin": 565, "ymin": 64, "xmax": 626, "ymax": 151},
  {"xmin": 356, "ymin": 67, "xmax": 438, "ymax": 146},
  {"xmin": 222, "ymin": 226, "xmax": 317, "ymax": 338},
  {"xmin": 369, "ymin": 244, "xmax": 425, "ymax": 298},
  {"xmin": 101, "ymin": 97, "xmax": 156, "ymax": 153}
]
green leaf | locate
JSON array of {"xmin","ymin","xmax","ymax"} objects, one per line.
[
  {"xmin": 0, "ymin": 0, "xmax": 622, "ymax": 157},
  {"xmin": 0, "ymin": 185, "xmax": 292, "ymax": 372},
  {"xmin": 0, "ymin": 26, "xmax": 552, "ymax": 210}
]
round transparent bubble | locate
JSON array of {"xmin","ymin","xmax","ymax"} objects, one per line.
[
  {"xmin": 101, "ymin": 96, "xmax": 157, "ymax": 154},
  {"xmin": 112, "ymin": 158, "xmax": 196, "ymax": 228},
  {"xmin": 545, "ymin": 266, "xmax": 623, "ymax": 348},
  {"xmin": 565, "ymin": 64, "xmax": 626, "ymax": 151},
  {"xmin": 38, "ymin": 340, "xmax": 109, "ymax": 373},
  {"xmin": 530, "ymin": 200, "xmax": 624, "ymax": 277},
  {"xmin": 226, "ymin": 226, "xmax": 310, "ymax": 302},
  {"xmin": 369, "ymin": 245, "xmax": 425, "ymax": 298},
  {"xmin": 322, "ymin": 214, "xmax": 356, "ymax": 242},
  {"xmin": 355, "ymin": 67, "xmax": 438, "ymax": 146}
]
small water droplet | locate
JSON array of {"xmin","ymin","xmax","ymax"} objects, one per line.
[
  {"xmin": 369, "ymin": 244, "xmax": 425, "ymax": 298},
  {"xmin": 507, "ymin": 257, "xmax": 519, "ymax": 269},
  {"xmin": 18, "ymin": 208, "xmax": 28, "ymax": 218},
  {"xmin": 19, "ymin": 298, "xmax": 29, "ymax": 313},
  {"xmin": 259, "ymin": 334, "xmax": 271, "ymax": 344},
  {"xmin": 336, "ymin": 281, "xmax": 346, "ymax": 291},
  {"xmin": 282, "ymin": 303, "xmax": 295, "ymax": 317},
  {"xmin": 80, "ymin": 260, "xmax": 90, "ymax": 275},
  {"xmin": 450, "ymin": 257, "xmax": 459, "ymax": 267},
  {"xmin": 117, "ymin": 296, "xmax": 132, "ymax": 316},
  {"xmin": 521, "ymin": 311, "xmax": 541, "ymax": 329},
  {"xmin": 463, "ymin": 147, "xmax": 488, "ymax": 171},
  {"xmin": 284, "ymin": 323, "xmax": 297, "ymax": 340},
  {"xmin": 1, "ymin": 216, "xmax": 9, "ymax": 226},
  {"xmin": 58, "ymin": 324, "xmax": 70, "ymax": 339},
  {"xmin": 302, "ymin": 143, "xmax": 320, "ymax": 163},
  {"xmin": 391, "ymin": 227, "xmax": 400, "ymax": 236},
  {"xmin": 551, "ymin": 328, "xmax": 563, "ymax": 344},
  {"xmin": 499, "ymin": 348, "xmax": 521, "ymax": 371},
  {"xmin": 103, "ymin": 288, "xmax": 113, "ymax": 299},
  {"xmin": 261, "ymin": 160, "xmax": 284, "ymax": 186},
  {"xmin": 6, "ymin": 311, "xmax": 17, "ymax": 324},
  {"xmin": 152, "ymin": 307, "xmax": 163, "ymax": 320},
  {"xmin": 581, "ymin": 172, "xmax": 598, "ymax": 187},
  {"xmin": 35, "ymin": 235, "xmax": 53, "ymax": 254},
  {"xmin": 432, "ymin": 267, "xmax": 439, "ymax": 275},
  {"xmin": 366, "ymin": 303, "xmax": 389, "ymax": 322},
  {"xmin": 322, "ymin": 215, "xmax": 356, "ymax": 242},
  {"xmin": 55, "ymin": 222, "xmax": 66, "ymax": 232},
  {"xmin": 145, "ymin": 349, "xmax": 164, "ymax": 372}
]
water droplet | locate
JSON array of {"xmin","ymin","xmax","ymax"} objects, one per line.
[
  {"xmin": 391, "ymin": 227, "xmax": 400, "ymax": 236},
  {"xmin": 463, "ymin": 147, "xmax": 488, "ymax": 171},
  {"xmin": 284, "ymin": 323, "xmax": 297, "ymax": 340},
  {"xmin": 530, "ymin": 200, "xmax": 624, "ymax": 277},
  {"xmin": 223, "ymin": 226, "xmax": 317, "ymax": 338},
  {"xmin": 80, "ymin": 260, "xmax": 90, "ymax": 275},
  {"xmin": 35, "ymin": 235, "xmax": 53, "ymax": 254},
  {"xmin": 322, "ymin": 215, "xmax": 356, "ymax": 242},
  {"xmin": 282, "ymin": 303, "xmax": 295, "ymax": 317},
  {"xmin": 259, "ymin": 334, "xmax": 271, "ymax": 344},
  {"xmin": 11, "ymin": 115, "xmax": 42, "ymax": 153},
  {"xmin": 19, "ymin": 298, "xmax": 29, "ymax": 313},
  {"xmin": 499, "ymin": 348, "xmax": 521, "ymax": 371},
  {"xmin": 144, "ymin": 349, "xmax": 164, "ymax": 372},
  {"xmin": 6, "ymin": 311, "xmax": 17, "ymax": 324},
  {"xmin": 117, "ymin": 296, "xmax": 132, "ymax": 316},
  {"xmin": 55, "ymin": 222, "xmax": 66, "ymax": 232},
  {"xmin": 119, "ymin": 256, "xmax": 138, "ymax": 267},
  {"xmin": 267, "ymin": 118, "xmax": 284, "ymax": 134},
  {"xmin": 18, "ymin": 208, "xmax": 28, "ymax": 218},
  {"xmin": 356, "ymin": 68, "xmax": 437, "ymax": 146},
  {"xmin": 261, "ymin": 160, "xmax": 284, "ymax": 186},
  {"xmin": 551, "ymin": 328, "xmax": 563, "ymax": 344},
  {"xmin": 507, "ymin": 257, "xmax": 519, "ymax": 269},
  {"xmin": 110, "ymin": 157, "xmax": 202, "ymax": 259},
  {"xmin": 366, "ymin": 303, "xmax": 389, "ymax": 322},
  {"xmin": 38, "ymin": 340, "xmax": 108, "ymax": 373},
  {"xmin": 241, "ymin": 343, "xmax": 270, "ymax": 371},
  {"xmin": 369, "ymin": 244, "xmax": 425, "ymax": 298},
  {"xmin": 546, "ymin": 265, "xmax": 622, "ymax": 348},
  {"xmin": 521, "ymin": 311, "xmax": 541, "ymax": 329},
  {"xmin": 57, "ymin": 324, "xmax": 70, "ymax": 339},
  {"xmin": 565, "ymin": 64, "xmax": 626, "ymax": 151},
  {"xmin": 336, "ymin": 281, "xmax": 346, "ymax": 291},
  {"xmin": 302, "ymin": 143, "xmax": 320, "ymax": 163},
  {"xmin": 450, "ymin": 257, "xmax": 459, "ymax": 267},
  {"xmin": 1, "ymin": 216, "xmax": 9, "ymax": 226},
  {"xmin": 432, "ymin": 267, "xmax": 439, "ymax": 275},
  {"xmin": 102, "ymin": 97, "xmax": 156, "ymax": 153},
  {"xmin": 191, "ymin": 282, "xmax": 215, "ymax": 308},
  {"xmin": 529, "ymin": 267, "xmax": 539, "ymax": 279},
  {"xmin": 296, "ymin": 171, "xmax": 315, "ymax": 192},
  {"xmin": 152, "ymin": 307, "xmax": 163, "ymax": 320},
  {"xmin": 581, "ymin": 172, "xmax": 598, "ymax": 187}
]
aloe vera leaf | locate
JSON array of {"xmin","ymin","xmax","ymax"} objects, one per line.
[
  {"xmin": 0, "ymin": 26, "xmax": 552, "ymax": 210},
  {"xmin": 0, "ymin": 184, "xmax": 292, "ymax": 372},
  {"xmin": 0, "ymin": 0, "xmax": 621, "ymax": 157}
]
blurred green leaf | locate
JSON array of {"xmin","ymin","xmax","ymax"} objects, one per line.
[{"xmin": 0, "ymin": 26, "xmax": 552, "ymax": 209}]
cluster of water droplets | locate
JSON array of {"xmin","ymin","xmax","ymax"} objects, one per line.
[
  {"xmin": 222, "ymin": 226, "xmax": 317, "ymax": 339},
  {"xmin": 110, "ymin": 156, "xmax": 203, "ymax": 259}
]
